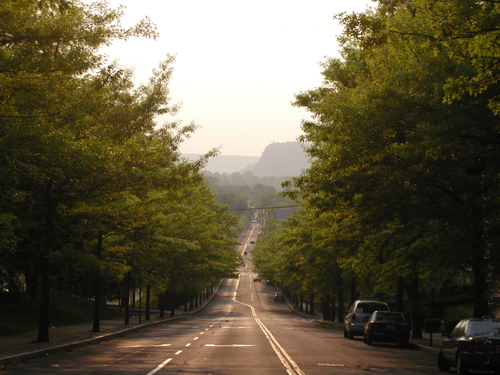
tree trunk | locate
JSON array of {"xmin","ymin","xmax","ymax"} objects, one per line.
[
  {"xmin": 322, "ymin": 295, "xmax": 330, "ymax": 321},
  {"xmin": 159, "ymin": 293, "xmax": 165, "ymax": 318},
  {"xmin": 170, "ymin": 293, "xmax": 175, "ymax": 317},
  {"xmin": 189, "ymin": 295, "xmax": 194, "ymax": 311},
  {"xmin": 337, "ymin": 275, "xmax": 344, "ymax": 323},
  {"xmin": 331, "ymin": 294, "xmax": 336, "ymax": 322},
  {"xmin": 37, "ymin": 183, "xmax": 54, "ymax": 343},
  {"xmin": 309, "ymin": 292, "xmax": 315, "ymax": 316},
  {"xmin": 408, "ymin": 273, "xmax": 422, "ymax": 339},
  {"xmin": 92, "ymin": 232, "xmax": 103, "ymax": 332},
  {"xmin": 36, "ymin": 264, "xmax": 50, "ymax": 342},
  {"xmin": 145, "ymin": 284, "xmax": 151, "ymax": 321},
  {"xmin": 124, "ymin": 271, "xmax": 131, "ymax": 325}
]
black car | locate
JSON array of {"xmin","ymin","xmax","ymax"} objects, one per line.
[
  {"xmin": 438, "ymin": 318, "xmax": 500, "ymax": 374},
  {"xmin": 363, "ymin": 311, "xmax": 410, "ymax": 347},
  {"xmin": 273, "ymin": 292, "xmax": 284, "ymax": 302}
]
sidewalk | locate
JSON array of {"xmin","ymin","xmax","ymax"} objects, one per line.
[{"xmin": 0, "ymin": 282, "xmax": 223, "ymax": 368}]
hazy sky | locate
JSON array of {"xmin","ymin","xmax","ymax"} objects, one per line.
[{"xmin": 85, "ymin": 0, "xmax": 374, "ymax": 156}]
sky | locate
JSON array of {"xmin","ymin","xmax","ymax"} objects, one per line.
[{"xmin": 84, "ymin": 0, "xmax": 375, "ymax": 157}]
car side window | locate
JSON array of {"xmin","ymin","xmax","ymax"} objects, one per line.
[
  {"xmin": 451, "ymin": 321, "xmax": 465, "ymax": 337},
  {"xmin": 348, "ymin": 304, "xmax": 355, "ymax": 313},
  {"xmin": 458, "ymin": 321, "xmax": 467, "ymax": 337}
]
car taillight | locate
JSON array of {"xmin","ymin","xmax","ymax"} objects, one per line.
[
  {"xmin": 467, "ymin": 342, "xmax": 495, "ymax": 352},
  {"xmin": 371, "ymin": 323, "xmax": 381, "ymax": 331}
]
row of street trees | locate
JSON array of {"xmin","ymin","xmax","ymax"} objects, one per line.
[
  {"xmin": 0, "ymin": 0, "xmax": 239, "ymax": 341},
  {"xmin": 253, "ymin": 0, "xmax": 499, "ymax": 336}
]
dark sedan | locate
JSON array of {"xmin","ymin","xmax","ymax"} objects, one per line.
[
  {"xmin": 364, "ymin": 311, "xmax": 410, "ymax": 347},
  {"xmin": 273, "ymin": 292, "xmax": 284, "ymax": 302},
  {"xmin": 438, "ymin": 318, "xmax": 500, "ymax": 374}
]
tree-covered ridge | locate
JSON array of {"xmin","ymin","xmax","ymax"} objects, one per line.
[
  {"xmin": 0, "ymin": 0, "xmax": 239, "ymax": 340},
  {"xmin": 253, "ymin": 0, "xmax": 499, "ymax": 334}
]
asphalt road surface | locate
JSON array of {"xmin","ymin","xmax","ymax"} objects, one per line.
[{"xmin": 3, "ymin": 224, "xmax": 442, "ymax": 374}]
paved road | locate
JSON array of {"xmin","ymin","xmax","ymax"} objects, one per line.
[{"xmin": 2, "ymin": 224, "xmax": 443, "ymax": 374}]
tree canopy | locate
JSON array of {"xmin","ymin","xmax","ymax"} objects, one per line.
[
  {"xmin": 254, "ymin": 0, "xmax": 499, "ymax": 328},
  {"xmin": 0, "ymin": 0, "xmax": 240, "ymax": 341}
]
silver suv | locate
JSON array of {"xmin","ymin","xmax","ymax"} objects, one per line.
[{"xmin": 344, "ymin": 300, "xmax": 390, "ymax": 339}]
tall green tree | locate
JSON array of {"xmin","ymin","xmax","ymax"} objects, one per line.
[
  {"xmin": 1, "ymin": 0, "xmax": 225, "ymax": 341},
  {"xmin": 288, "ymin": 0, "xmax": 499, "ymax": 323}
]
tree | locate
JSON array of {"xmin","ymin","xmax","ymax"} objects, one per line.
[
  {"xmin": 286, "ymin": 0, "xmax": 499, "ymax": 326},
  {"xmin": 1, "ymin": 0, "xmax": 230, "ymax": 341}
]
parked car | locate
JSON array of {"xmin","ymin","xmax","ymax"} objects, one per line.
[
  {"xmin": 253, "ymin": 275, "xmax": 261, "ymax": 282},
  {"xmin": 363, "ymin": 311, "xmax": 410, "ymax": 347},
  {"xmin": 438, "ymin": 318, "xmax": 500, "ymax": 374},
  {"xmin": 250, "ymin": 240, "xmax": 255, "ymax": 244},
  {"xmin": 266, "ymin": 280, "xmax": 274, "ymax": 286},
  {"xmin": 273, "ymin": 292, "xmax": 284, "ymax": 302},
  {"xmin": 344, "ymin": 300, "xmax": 390, "ymax": 339}
]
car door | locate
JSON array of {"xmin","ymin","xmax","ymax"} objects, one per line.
[{"xmin": 442, "ymin": 320, "xmax": 465, "ymax": 361}]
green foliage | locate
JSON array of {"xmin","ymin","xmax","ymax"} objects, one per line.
[
  {"xmin": 0, "ymin": 0, "xmax": 239, "ymax": 340},
  {"xmin": 280, "ymin": 0, "xmax": 500, "ymax": 319}
]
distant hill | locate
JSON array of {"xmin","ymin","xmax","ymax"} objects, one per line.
[
  {"xmin": 246, "ymin": 142, "xmax": 310, "ymax": 177},
  {"xmin": 182, "ymin": 154, "xmax": 259, "ymax": 174},
  {"xmin": 183, "ymin": 141, "xmax": 310, "ymax": 177}
]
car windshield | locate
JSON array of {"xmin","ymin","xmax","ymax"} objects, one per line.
[
  {"xmin": 356, "ymin": 303, "xmax": 388, "ymax": 314},
  {"xmin": 467, "ymin": 321, "xmax": 500, "ymax": 337},
  {"xmin": 374, "ymin": 312, "xmax": 404, "ymax": 322}
]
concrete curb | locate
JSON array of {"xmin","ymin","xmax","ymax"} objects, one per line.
[{"xmin": 0, "ymin": 280, "xmax": 224, "ymax": 367}]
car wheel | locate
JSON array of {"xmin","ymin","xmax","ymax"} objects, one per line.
[
  {"xmin": 348, "ymin": 328, "xmax": 354, "ymax": 340},
  {"xmin": 456, "ymin": 353, "xmax": 469, "ymax": 375},
  {"xmin": 399, "ymin": 340, "xmax": 408, "ymax": 348},
  {"xmin": 437, "ymin": 350, "xmax": 451, "ymax": 372},
  {"xmin": 363, "ymin": 334, "xmax": 367, "ymax": 344},
  {"xmin": 366, "ymin": 332, "xmax": 373, "ymax": 345}
]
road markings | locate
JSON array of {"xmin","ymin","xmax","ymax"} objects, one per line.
[
  {"xmin": 175, "ymin": 350, "xmax": 182, "ymax": 355},
  {"xmin": 119, "ymin": 344, "xmax": 171, "ymax": 348},
  {"xmin": 185, "ymin": 343, "xmax": 191, "ymax": 347},
  {"xmin": 205, "ymin": 344, "xmax": 255, "ymax": 347},
  {"xmin": 193, "ymin": 337, "xmax": 199, "ymax": 340},
  {"xmin": 318, "ymin": 364, "xmax": 345, "ymax": 367},
  {"xmin": 233, "ymin": 276, "xmax": 305, "ymax": 375},
  {"xmin": 145, "ymin": 358, "xmax": 172, "ymax": 375}
]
